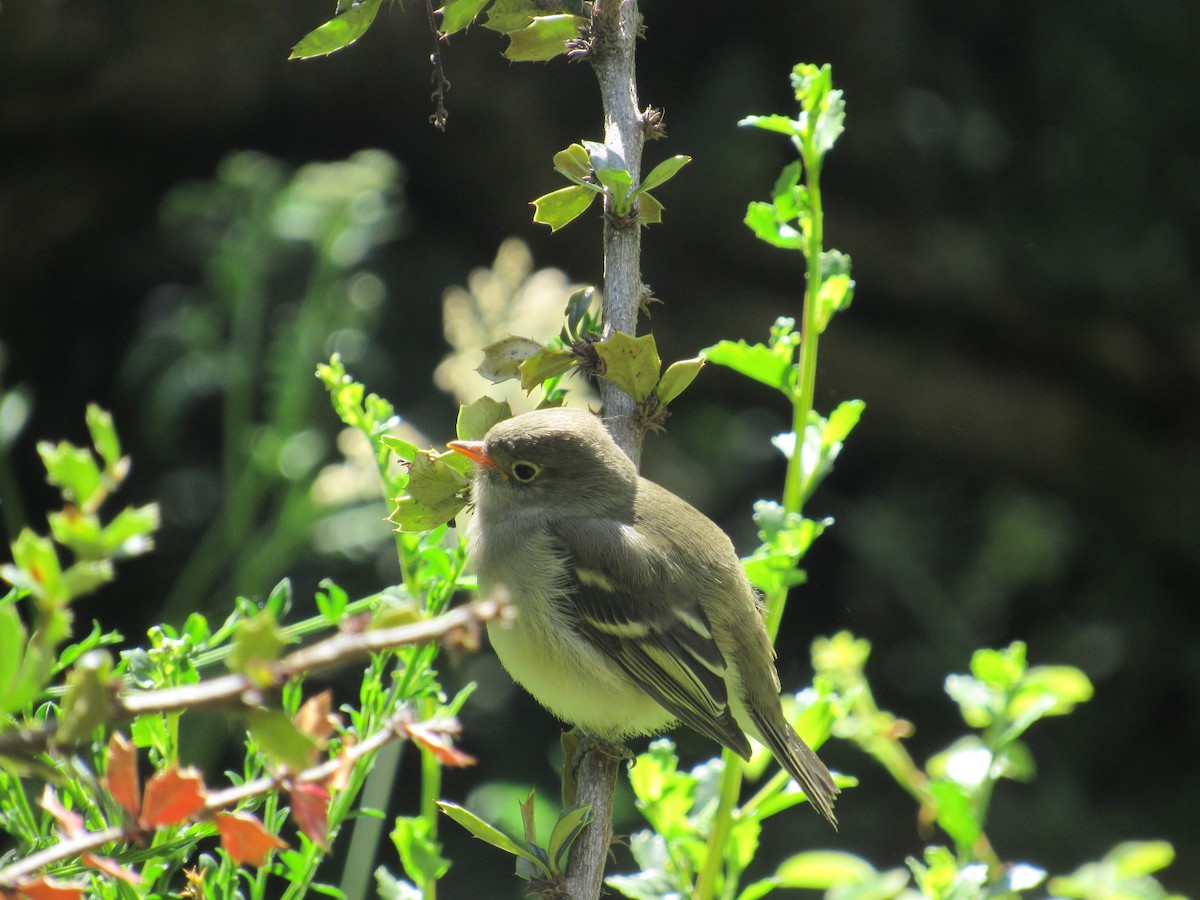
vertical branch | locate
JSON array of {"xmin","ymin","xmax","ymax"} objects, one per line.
[
  {"xmin": 592, "ymin": 0, "xmax": 645, "ymax": 466},
  {"xmin": 565, "ymin": 2, "xmax": 645, "ymax": 897}
]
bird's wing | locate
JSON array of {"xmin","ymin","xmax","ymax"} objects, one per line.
[{"xmin": 550, "ymin": 518, "xmax": 752, "ymax": 758}]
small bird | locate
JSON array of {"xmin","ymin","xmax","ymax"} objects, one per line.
[{"xmin": 448, "ymin": 406, "xmax": 838, "ymax": 825}]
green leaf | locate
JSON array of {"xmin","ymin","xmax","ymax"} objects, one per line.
[
  {"xmin": 380, "ymin": 434, "xmax": 420, "ymax": 463},
  {"xmin": 745, "ymin": 201, "xmax": 804, "ymax": 250},
  {"xmin": 85, "ymin": 404, "xmax": 122, "ymax": 471},
  {"xmin": 1014, "ymin": 665, "xmax": 1094, "ymax": 718},
  {"xmin": 971, "ymin": 642, "xmax": 1027, "ymax": 689},
  {"xmin": 56, "ymin": 650, "xmax": 115, "ymax": 745},
  {"xmin": 4, "ymin": 528, "xmax": 63, "ymax": 601},
  {"xmin": 654, "ymin": 357, "xmax": 704, "ymax": 407},
  {"xmin": 101, "ymin": 504, "xmax": 161, "ymax": 557},
  {"xmin": 637, "ymin": 155, "xmax": 691, "ymax": 194},
  {"xmin": 738, "ymin": 113, "xmax": 803, "ymax": 137},
  {"xmin": 532, "ymin": 185, "xmax": 597, "ymax": 231},
  {"xmin": 390, "ymin": 815, "xmax": 452, "ymax": 888},
  {"xmin": 456, "ymin": 398, "xmax": 513, "ymax": 441},
  {"xmin": 701, "ymin": 340, "xmax": 794, "ymax": 394},
  {"xmin": 60, "ymin": 560, "xmax": 115, "ymax": 599},
  {"xmin": 290, "ymin": 0, "xmax": 385, "ymax": 59},
  {"xmin": 792, "ymin": 63, "xmax": 846, "ymax": 154},
  {"xmin": 547, "ymin": 805, "xmax": 593, "ymax": 873},
  {"xmin": 1107, "ymin": 841, "xmax": 1176, "ymax": 879},
  {"xmin": 518, "ymin": 347, "xmax": 577, "ymax": 392},
  {"xmin": 437, "ymin": 801, "xmax": 552, "ymax": 879},
  {"xmin": 594, "ymin": 332, "xmax": 660, "ymax": 403},
  {"xmin": 825, "ymin": 399, "xmax": 865, "ymax": 446},
  {"xmin": 928, "ymin": 778, "xmax": 981, "ymax": 852},
  {"xmin": 389, "ymin": 452, "xmax": 470, "ymax": 532},
  {"xmin": 246, "ymin": 708, "xmax": 321, "ymax": 771},
  {"xmin": 482, "ymin": 0, "xmax": 539, "ymax": 32},
  {"xmin": 553, "ymin": 143, "xmax": 593, "ymax": 183},
  {"xmin": 439, "ymin": 0, "xmax": 490, "ymax": 33},
  {"xmin": 38, "ymin": 440, "xmax": 103, "ymax": 508},
  {"xmin": 815, "ymin": 273, "xmax": 855, "ymax": 332},
  {"xmin": 227, "ymin": 610, "xmax": 291, "ymax": 676},
  {"xmin": 0, "ymin": 602, "xmax": 24, "ymax": 697},
  {"xmin": 776, "ymin": 851, "xmax": 877, "ymax": 888},
  {"xmin": 636, "ymin": 191, "xmax": 664, "ymax": 226},
  {"xmin": 737, "ymin": 877, "xmax": 781, "ymax": 900},
  {"xmin": 477, "ymin": 336, "xmax": 544, "ymax": 383},
  {"xmin": 594, "ymin": 167, "xmax": 633, "ymax": 212},
  {"xmin": 503, "ymin": 14, "xmax": 586, "ymax": 62}
]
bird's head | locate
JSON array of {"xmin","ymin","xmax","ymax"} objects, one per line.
[{"xmin": 449, "ymin": 407, "xmax": 637, "ymax": 519}]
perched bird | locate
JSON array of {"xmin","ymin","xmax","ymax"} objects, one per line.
[{"xmin": 448, "ymin": 406, "xmax": 838, "ymax": 825}]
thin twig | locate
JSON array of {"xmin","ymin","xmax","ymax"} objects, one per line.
[
  {"xmin": 0, "ymin": 712, "xmax": 464, "ymax": 888},
  {"xmin": 0, "ymin": 597, "xmax": 509, "ymax": 758}
]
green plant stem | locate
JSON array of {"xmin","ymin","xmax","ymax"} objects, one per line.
[{"xmin": 694, "ymin": 749, "xmax": 743, "ymax": 900}]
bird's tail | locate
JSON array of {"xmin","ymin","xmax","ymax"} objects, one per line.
[{"xmin": 749, "ymin": 707, "xmax": 839, "ymax": 828}]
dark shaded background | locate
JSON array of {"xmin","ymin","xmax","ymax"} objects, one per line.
[{"xmin": 2, "ymin": 0, "xmax": 1197, "ymax": 895}]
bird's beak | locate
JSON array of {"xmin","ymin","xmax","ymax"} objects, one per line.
[{"xmin": 447, "ymin": 439, "xmax": 496, "ymax": 469}]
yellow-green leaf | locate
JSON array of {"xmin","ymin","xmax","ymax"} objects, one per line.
[
  {"xmin": 532, "ymin": 185, "xmax": 597, "ymax": 231},
  {"xmin": 246, "ymin": 709, "xmax": 321, "ymax": 771},
  {"xmin": 636, "ymin": 192, "xmax": 664, "ymax": 226},
  {"xmin": 518, "ymin": 347, "xmax": 577, "ymax": 392},
  {"xmin": 456, "ymin": 397, "xmax": 512, "ymax": 441},
  {"xmin": 438, "ymin": 0, "xmax": 489, "ymax": 33},
  {"xmin": 388, "ymin": 452, "xmax": 471, "ymax": 533},
  {"xmin": 289, "ymin": 0, "xmax": 384, "ymax": 59},
  {"xmin": 594, "ymin": 332, "xmax": 660, "ymax": 403},
  {"xmin": 553, "ymin": 144, "xmax": 592, "ymax": 182},
  {"xmin": 655, "ymin": 357, "xmax": 704, "ymax": 406},
  {"xmin": 503, "ymin": 14, "xmax": 586, "ymax": 62},
  {"xmin": 477, "ymin": 336, "xmax": 543, "ymax": 383}
]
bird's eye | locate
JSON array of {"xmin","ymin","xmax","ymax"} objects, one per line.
[{"xmin": 511, "ymin": 461, "xmax": 541, "ymax": 483}]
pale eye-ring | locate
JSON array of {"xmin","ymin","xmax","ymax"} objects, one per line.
[{"xmin": 511, "ymin": 460, "xmax": 541, "ymax": 483}]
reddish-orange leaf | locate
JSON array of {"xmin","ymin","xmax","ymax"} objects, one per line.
[
  {"xmin": 140, "ymin": 765, "xmax": 207, "ymax": 827},
  {"xmin": 15, "ymin": 875, "xmax": 86, "ymax": 900},
  {"xmin": 215, "ymin": 811, "xmax": 289, "ymax": 867},
  {"xmin": 404, "ymin": 722, "xmax": 477, "ymax": 767},
  {"xmin": 39, "ymin": 786, "xmax": 83, "ymax": 837},
  {"xmin": 289, "ymin": 782, "xmax": 330, "ymax": 850},
  {"xmin": 104, "ymin": 732, "xmax": 141, "ymax": 816},
  {"xmin": 292, "ymin": 690, "xmax": 337, "ymax": 747},
  {"xmin": 82, "ymin": 855, "xmax": 142, "ymax": 886}
]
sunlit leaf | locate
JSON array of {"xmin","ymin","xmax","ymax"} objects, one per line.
[
  {"xmin": 456, "ymin": 397, "xmax": 513, "ymax": 441},
  {"xmin": 40, "ymin": 786, "xmax": 84, "ymax": 836},
  {"xmin": 503, "ymin": 14, "xmax": 586, "ymax": 62},
  {"xmin": 56, "ymin": 650, "xmax": 115, "ymax": 745},
  {"xmin": 701, "ymin": 339, "xmax": 794, "ymax": 393},
  {"xmin": 745, "ymin": 201, "xmax": 805, "ymax": 250},
  {"xmin": 547, "ymin": 805, "xmax": 593, "ymax": 873},
  {"xmin": 477, "ymin": 336, "xmax": 544, "ymax": 383},
  {"xmin": 553, "ymin": 143, "xmax": 592, "ymax": 182},
  {"xmin": 405, "ymin": 721, "xmax": 477, "ymax": 767},
  {"xmin": 438, "ymin": 801, "xmax": 552, "ymax": 878},
  {"xmin": 290, "ymin": 0, "xmax": 385, "ymax": 59},
  {"xmin": 738, "ymin": 113, "xmax": 802, "ymax": 136},
  {"xmin": 85, "ymin": 404, "xmax": 122, "ymax": 471},
  {"xmin": 391, "ymin": 815, "xmax": 451, "ymax": 889},
  {"xmin": 227, "ymin": 610, "xmax": 291, "ymax": 678},
  {"xmin": 638, "ymin": 155, "xmax": 691, "ymax": 195},
  {"xmin": 636, "ymin": 191, "xmax": 664, "ymax": 225},
  {"xmin": 594, "ymin": 332, "xmax": 660, "ymax": 403},
  {"xmin": 531, "ymin": 185, "xmax": 597, "ymax": 231},
  {"xmin": 518, "ymin": 347, "xmax": 577, "ymax": 392},
  {"xmin": 438, "ymin": 0, "xmax": 490, "ymax": 33},
  {"xmin": 776, "ymin": 850, "xmax": 877, "ymax": 888},
  {"xmin": 654, "ymin": 357, "xmax": 704, "ymax": 407}
]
